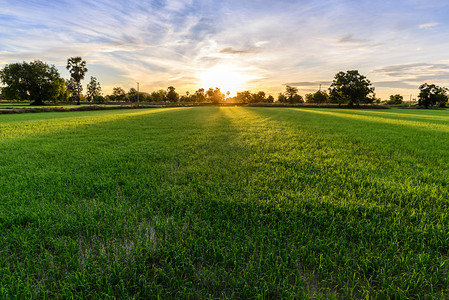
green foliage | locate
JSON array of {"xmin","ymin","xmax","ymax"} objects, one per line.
[
  {"xmin": 0, "ymin": 60, "xmax": 66, "ymax": 104},
  {"xmin": 277, "ymin": 93, "xmax": 288, "ymax": 103},
  {"xmin": 65, "ymin": 78, "xmax": 79, "ymax": 100},
  {"xmin": 286, "ymin": 85, "xmax": 304, "ymax": 103},
  {"xmin": 179, "ymin": 94, "xmax": 190, "ymax": 102},
  {"xmin": 66, "ymin": 57, "xmax": 88, "ymax": 105},
  {"xmin": 418, "ymin": 83, "xmax": 448, "ymax": 108},
  {"xmin": 1, "ymin": 107, "xmax": 449, "ymax": 298},
  {"xmin": 329, "ymin": 70, "xmax": 374, "ymax": 105},
  {"xmin": 127, "ymin": 88, "xmax": 141, "ymax": 102},
  {"xmin": 228, "ymin": 91, "xmax": 273, "ymax": 103},
  {"xmin": 86, "ymin": 76, "xmax": 102, "ymax": 102},
  {"xmin": 166, "ymin": 86, "xmax": 179, "ymax": 103},
  {"xmin": 388, "ymin": 94, "xmax": 403, "ymax": 105},
  {"xmin": 110, "ymin": 87, "xmax": 126, "ymax": 101},
  {"xmin": 285, "ymin": 85, "xmax": 298, "ymax": 100},
  {"xmin": 235, "ymin": 90, "xmax": 252, "ymax": 103},
  {"xmin": 190, "ymin": 88, "xmax": 205, "ymax": 103},
  {"xmin": 305, "ymin": 90, "xmax": 330, "ymax": 103},
  {"xmin": 251, "ymin": 91, "xmax": 266, "ymax": 103},
  {"xmin": 55, "ymin": 78, "xmax": 69, "ymax": 103},
  {"xmin": 150, "ymin": 89, "xmax": 166, "ymax": 103},
  {"xmin": 205, "ymin": 87, "xmax": 225, "ymax": 103},
  {"xmin": 278, "ymin": 85, "xmax": 304, "ymax": 103}
]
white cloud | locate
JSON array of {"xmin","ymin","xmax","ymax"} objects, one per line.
[
  {"xmin": 1, "ymin": 0, "xmax": 449, "ymax": 98},
  {"xmin": 419, "ymin": 22, "xmax": 439, "ymax": 29}
]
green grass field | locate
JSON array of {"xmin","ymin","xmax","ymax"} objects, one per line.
[{"xmin": 1, "ymin": 107, "xmax": 449, "ymax": 298}]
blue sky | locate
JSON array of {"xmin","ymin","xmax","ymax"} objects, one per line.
[{"xmin": 1, "ymin": 0, "xmax": 449, "ymax": 99}]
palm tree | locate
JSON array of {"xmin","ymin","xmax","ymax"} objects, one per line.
[{"xmin": 66, "ymin": 57, "xmax": 87, "ymax": 105}]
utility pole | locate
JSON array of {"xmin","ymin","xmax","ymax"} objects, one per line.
[{"xmin": 137, "ymin": 82, "xmax": 140, "ymax": 105}]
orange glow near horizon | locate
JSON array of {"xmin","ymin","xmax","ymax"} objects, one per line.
[{"xmin": 197, "ymin": 65, "xmax": 254, "ymax": 96}]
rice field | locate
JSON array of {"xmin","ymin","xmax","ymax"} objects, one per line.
[{"xmin": 1, "ymin": 106, "xmax": 449, "ymax": 298}]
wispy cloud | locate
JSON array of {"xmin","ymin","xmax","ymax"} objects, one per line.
[
  {"xmin": 373, "ymin": 81, "xmax": 418, "ymax": 89},
  {"xmin": 372, "ymin": 63, "xmax": 449, "ymax": 92},
  {"xmin": 419, "ymin": 22, "xmax": 439, "ymax": 29},
  {"xmin": 373, "ymin": 63, "xmax": 449, "ymax": 79},
  {"xmin": 335, "ymin": 34, "xmax": 369, "ymax": 46},
  {"xmin": 286, "ymin": 82, "xmax": 332, "ymax": 87},
  {"xmin": 1, "ymin": 0, "xmax": 449, "ymax": 98},
  {"xmin": 219, "ymin": 47, "xmax": 254, "ymax": 55}
]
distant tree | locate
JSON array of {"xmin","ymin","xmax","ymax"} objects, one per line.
[
  {"xmin": 266, "ymin": 95, "xmax": 274, "ymax": 103},
  {"xmin": 236, "ymin": 91, "xmax": 252, "ymax": 103},
  {"xmin": 329, "ymin": 70, "xmax": 374, "ymax": 106},
  {"xmin": 86, "ymin": 76, "xmax": 102, "ymax": 102},
  {"xmin": 179, "ymin": 91, "xmax": 190, "ymax": 102},
  {"xmin": 277, "ymin": 93, "xmax": 288, "ymax": 103},
  {"xmin": 128, "ymin": 88, "xmax": 138, "ymax": 102},
  {"xmin": 388, "ymin": 94, "xmax": 403, "ymax": 105},
  {"xmin": 66, "ymin": 57, "xmax": 88, "ymax": 105},
  {"xmin": 292, "ymin": 94, "xmax": 304, "ymax": 103},
  {"xmin": 283, "ymin": 85, "xmax": 304, "ymax": 103},
  {"xmin": 418, "ymin": 83, "xmax": 448, "ymax": 108},
  {"xmin": 112, "ymin": 87, "xmax": 126, "ymax": 101},
  {"xmin": 251, "ymin": 91, "xmax": 266, "ymax": 103},
  {"xmin": 191, "ymin": 88, "xmax": 205, "ymax": 102},
  {"xmin": 150, "ymin": 90, "xmax": 166, "ymax": 102},
  {"xmin": 166, "ymin": 86, "xmax": 179, "ymax": 102},
  {"xmin": 206, "ymin": 87, "xmax": 225, "ymax": 103},
  {"xmin": 305, "ymin": 93, "xmax": 313, "ymax": 103},
  {"xmin": 66, "ymin": 78, "xmax": 79, "ymax": 102},
  {"xmin": 0, "ymin": 60, "xmax": 66, "ymax": 105},
  {"xmin": 305, "ymin": 90, "xmax": 330, "ymax": 103},
  {"xmin": 285, "ymin": 85, "xmax": 298, "ymax": 101}
]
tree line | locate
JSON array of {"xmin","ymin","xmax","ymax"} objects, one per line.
[{"xmin": 0, "ymin": 58, "xmax": 447, "ymax": 108}]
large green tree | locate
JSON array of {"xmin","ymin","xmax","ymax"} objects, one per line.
[
  {"xmin": 418, "ymin": 83, "xmax": 448, "ymax": 108},
  {"xmin": 66, "ymin": 57, "xmax": 88, "ymax": 105},
  {"xmin": 329, "ymin": 70, "xmax": 374, "ymax": 105},
  {"xmin": 0, "ymin": 60, "xmax": 66, "ymax": 105}
]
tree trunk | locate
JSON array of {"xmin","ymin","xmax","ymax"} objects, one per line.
[
  {"xmin": 76, "ymin": 82, "xmax": 81, "ymax": 105},
  {"xmin": 31, "ymin": 94, "xmax": 44, "ymax": 106},
  {"xmin": 30, "ymin": 100, "xmax": 44, "ymax": 106}
]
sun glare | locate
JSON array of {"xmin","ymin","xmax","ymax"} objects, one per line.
[{"xmin": 198, "ymin": 65, "xmax": 252, "ymax": 96}]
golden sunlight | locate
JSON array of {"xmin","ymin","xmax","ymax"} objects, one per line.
[{"xmin": 197, "ymin": 65, "xmax": 253, "ymax": 96}]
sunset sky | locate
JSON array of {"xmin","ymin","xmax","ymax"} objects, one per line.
[{"xmin": 1, "ymin": 0, "xmax": 449, "ymax": 99}]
